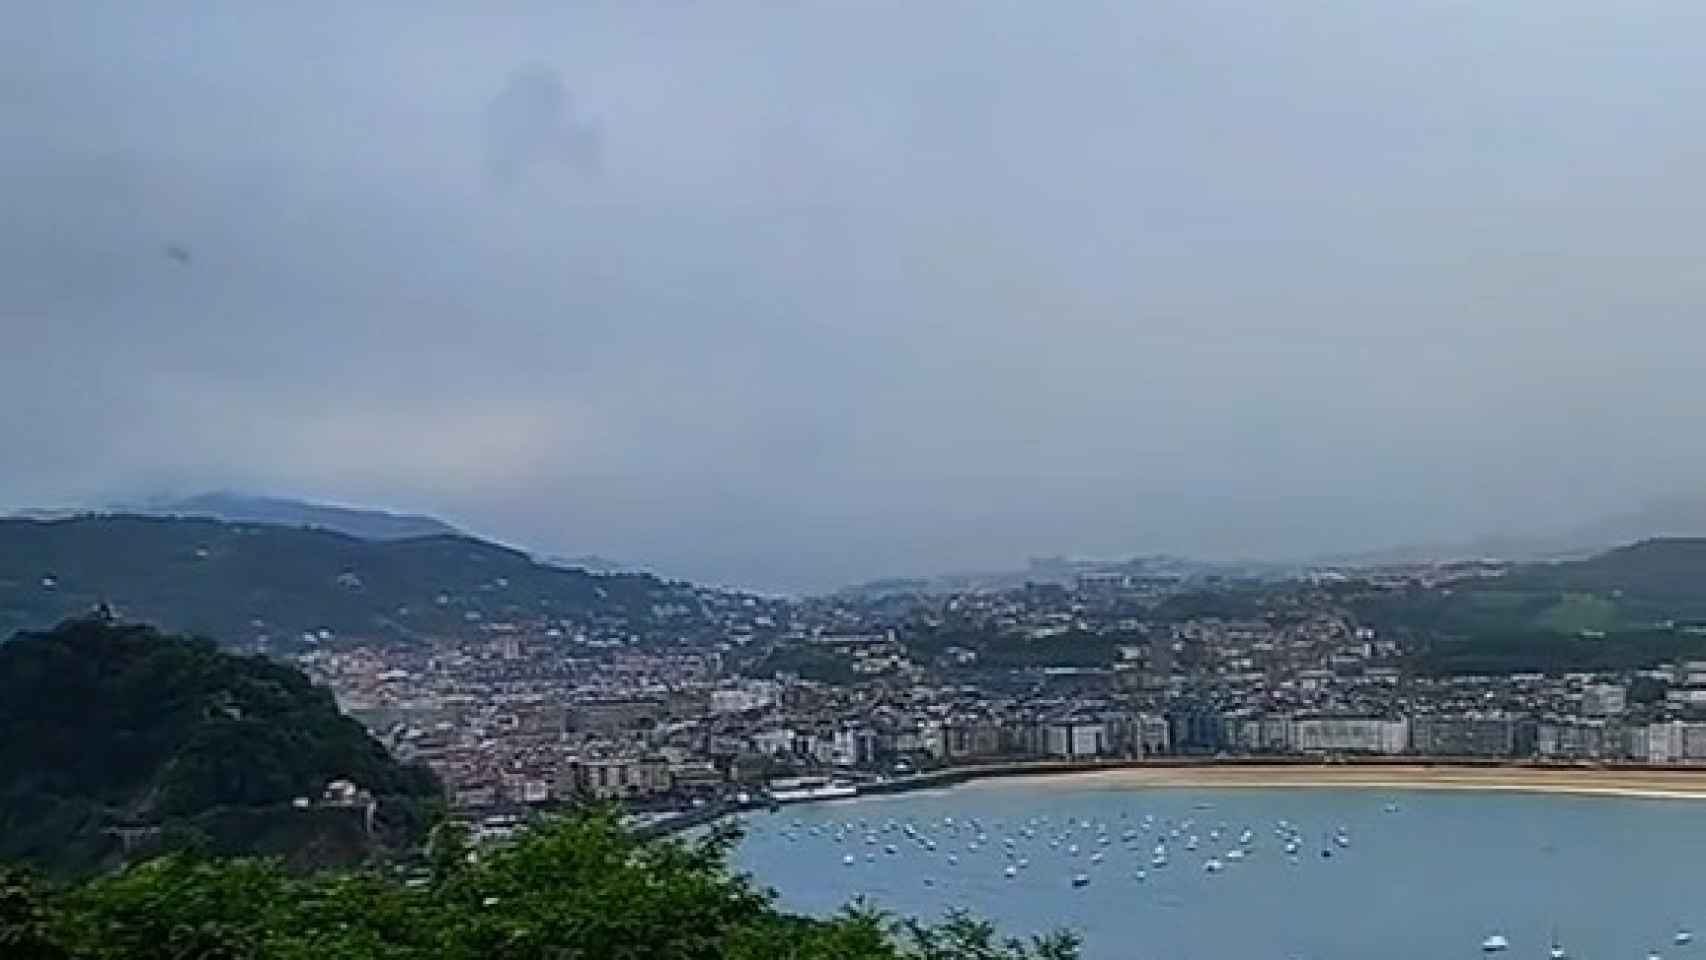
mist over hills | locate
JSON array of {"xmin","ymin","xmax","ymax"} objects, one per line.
[
  {"xmin": 1328, "ymin": 496, "xmax": 1706, "ymax": 566},
  {"xmin": 120, "ymin": 492, "xmax": 464, "ymax": 542},
  {"xmin": 11, "ymin": 490, "xmax": 1706, "ymax": 597}
]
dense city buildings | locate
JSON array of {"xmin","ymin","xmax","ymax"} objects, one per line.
[{"xmin": 290, "ymin": 559, "xmax": 1706, "ymax": 817}]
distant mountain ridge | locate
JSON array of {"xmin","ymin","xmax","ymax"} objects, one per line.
[
  {"xmin": 1330, "ymin": 496, "xmax": 1706, "ymax": 566},
  {"xmin": 122, "ymin": 492, "xmax": 463, "ymax": 541},
  {"xmin": 0, "ymin": 513, "xmax": 719, "ymax": 648}
]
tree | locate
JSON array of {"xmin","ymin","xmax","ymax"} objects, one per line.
[
  {"xmin": 0, "ymin": 865, "xmax": 67, "ymax": 960},
  {"xmin": 899, "ymin": 912, "xmax": 1082, "ymax": 960},
  {"xmin": 0, "ymin": 618, "xmax": 442, "ymax": 877},
  {"xmin": 17, "ymin": 808, "xmax": 1080, "ymax": 960}
]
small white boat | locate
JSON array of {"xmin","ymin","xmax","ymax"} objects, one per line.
[
  {"xmin": 1204, "ymin": 858, "xmax": 1224, "ymax": 873},
  {"xmin": 1071, "ymin": 873, "xmax": 1090, "ymax": 887},
  {"xmin": 1226, "ymin": 849, "xmax": 1246, "ymax": 861},
  {"xmin": 1090, "ymin": 852, "xmax": 1104, "ymax": 864},
  {"xmin": 842, "ymin": 855, "xmax": 855, "ymax": 866},
  {"xmin": 1151, "ymin": 854, "xmax": 1168, "ymax": 868},
  {"xmin": 1004, "ymin": 865, "xmax": 1017, "ymax": 879},
  {"xmin": 1068, "ymin": 844, "xmax": 1080, "ymax": 856},
  {"xmin": 947, "ymin": 854, "xmax": 958, "ymax": 865},
  {"xmin": 1548, "ymin": 943, "xmax": 1566, "ymax": 960},
  {"xmin": 1482, "ymin": 934, "xmax": 1510, "ymax": 953},
  {"xmin": 1134, "ymin": 869, "xmax": 1147, "ymax": 881},
  {"xmin": 1677, "ymin": 930, "xmax": 1694, "ymax": 947}
]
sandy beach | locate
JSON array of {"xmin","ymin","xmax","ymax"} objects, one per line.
[{"xmin": 958, "ymin": 763, "xmax": 1706, "ymax": 801}]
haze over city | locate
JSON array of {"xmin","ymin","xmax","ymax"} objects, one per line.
[{"xmin": 7, "ymin": 2, "xmax": 1706, "ymax": 591}]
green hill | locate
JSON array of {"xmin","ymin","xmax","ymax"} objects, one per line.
[
  {"xmin": 1352, "ymin": 539, "xmax": 1706, "ymax": 674},
  {"xmin": 1509, "ymin": 538, "xmax": 1706, "ymax": 612},
  {"xmin": 0, "ymin": 617, "xmax": 440, "ymax": 877},
  {"xmin": 0, "ymin": 514, "xmax": 708, "ymax": 648}
]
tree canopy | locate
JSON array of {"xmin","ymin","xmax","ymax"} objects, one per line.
[
  {"xmin": 0, "ymin": 618, "xmax": 440, "ymax": 877},
  {"xmin": 3, "ymin": 809, "xmax": 1080, "ymax": 960}
]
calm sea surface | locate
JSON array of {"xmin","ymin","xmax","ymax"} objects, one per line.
[{"xmin": 731, "ymin": 778, "xmax": 1706, "ymax": 960}]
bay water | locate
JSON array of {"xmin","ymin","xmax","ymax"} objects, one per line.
[{"xmin": 732, "ymin": 778, "xmax": 1706, "ymax": 960}]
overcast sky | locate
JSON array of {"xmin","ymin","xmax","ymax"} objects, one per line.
[{"xmin": 5, "ymin": 2, "xmax": 1706, "ymax": 591}]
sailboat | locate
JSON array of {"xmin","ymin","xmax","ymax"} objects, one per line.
[{"xmin": 1548, "ymin": 927, "xmax": 1566, "ymax": 960}]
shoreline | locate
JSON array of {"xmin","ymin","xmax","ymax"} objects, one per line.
[
  {"xmin": 950, "ymin": 763, "xmax": 1706, "ymax": 801},
  {"xmin": 648, "ymin": 759, "xmax": 1706, "ymax": 836},
  {"xmin": 846, "ymin": 758, "xmax": 1706, "ymax": 804}
]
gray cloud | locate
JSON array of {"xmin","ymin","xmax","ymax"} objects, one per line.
[
  {"xmin": 4, "ymin": 2, "xmax": 1706, "ymax": 591},
  {"xmin": 485, "ymin": 65, "xmax": 601, "ymax": 185}
]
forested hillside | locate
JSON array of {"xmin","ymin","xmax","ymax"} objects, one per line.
[
  {"xmin": 1349, "ymin": 539, "xmax": 1706, "ymax": 674},
  {"xmin": 0, "ymin": 618, "xmax": 440, "ymax": 876},
  {"xmin": 0, "ymin": 515, "xmax": 701, "ymax": 648}
]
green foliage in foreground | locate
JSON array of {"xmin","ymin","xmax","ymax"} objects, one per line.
[{"xmin": 0, "ymin": 809, "xmax": 1079, "ymax": 960}]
